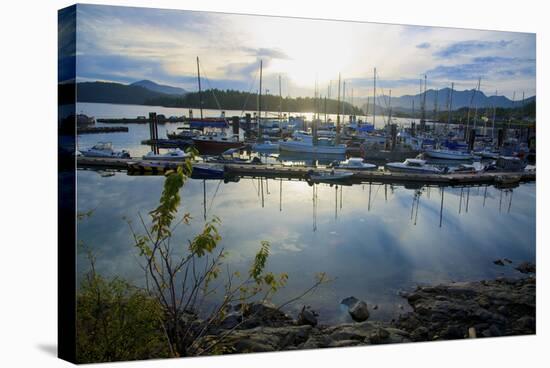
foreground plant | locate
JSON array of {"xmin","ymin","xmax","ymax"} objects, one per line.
[{"xmin": 125, "ymin": 157, "xmax": 329, "ymax": 357}]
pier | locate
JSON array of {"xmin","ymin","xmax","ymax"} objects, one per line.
[
  {"xmin": 77, "ymin": 126, "xmax": 129, "ymax": 134},
  {"xmin": 76, "ymin": 156, "xmax": 535, "ymax": 187}
]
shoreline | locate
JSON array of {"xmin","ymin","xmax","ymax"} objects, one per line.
[{"xmin": 195, "ymin": 273, "xmax": 536, "ymax": 354}]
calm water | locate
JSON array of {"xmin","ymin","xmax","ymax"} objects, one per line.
[
  {"xmin": 77, "ymin": 171, "xmax": 535, "ymax": 324},
  {"xmin": 76, "ymin": 103, "xmax": 536, "ymax": 324}
]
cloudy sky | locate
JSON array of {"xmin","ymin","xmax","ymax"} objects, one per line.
[{"xmin": 76, "ymin": 4, "xmax": 536, "ymax": 99}]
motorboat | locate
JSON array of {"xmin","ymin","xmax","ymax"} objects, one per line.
[
  {"xmin": 166, "ymin": 128, "xmax": 201, "ymax": 141},
  {"xmin": 192, "ymin": 132, "xmax": 244, "ymax": 154},
  {"xmin": 279, "ymin": 136, "xmax": 347, "ymax": 154},
  {"xmin": 206, "ymin": 148, "xmax": 262, "ymax": 165},
  {"xmin": 252, "ymin": 140, "xmax": 280, "ymax": 151},
  {"xmin": 449, "ymin": 164, "xmax": 479, "ymax": 174},
  {"xmin": 474, "ymin": 149, "xmax": 500, "ymax": 160},
  {"xmin": 424, "ymin": 148, "xmax": 474, "ymax": 160},
  {"xmin": 306, "ymin": 169, "xmax": 354, "ymax": 183},
  {"xmin": 331, "ymin": 157, "xmax": 377, "ymax": 171},
  {"xmin": 191, "ymin": 163, "xmax": 225, "ymax": 179},
  {"xmin": 385, "ymin": 158, "xmax": 443, "ymax": 174},
  {"xmin": 142, "ymin": 148, "xmax": 190, "ymax": 161},
  {"xmin": 80, "ymin": 142, "xmax": 130, "ymax": 158}
]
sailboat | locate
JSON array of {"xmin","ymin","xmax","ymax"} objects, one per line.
[
  {"xmin": 279, "ymin": 74, "xmax": 347, "ymax": 155},
  {"xmin": 191, "ymin": 57, "xmax": 242, "ymax": 154}
]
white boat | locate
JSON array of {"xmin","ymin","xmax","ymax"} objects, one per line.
[
  {"xmin": 385, "ymin": 158, "xmax": 443, "ymax": 174},
  {"xmin": 142, "ymin": 148, "xmax": 190, "ymax": 161},
  {"xmin": 474, "ymin": 149, "xmax": 500, "ymax": 160},
  {"xmin": 279, "ymin": 136, "xmax": 347, "ymax": 154},
  {"xmin": 252, "ymin": 140, "xmax": 280, "ymax": 151},
  {"xmin": 307, "ymin": 169, "xmax": 354, "ymax": 183},
  {"xmin": 80, "ymin": 142, "xmax": 130, "ymax": 158},
  {"xmin": 332, "ymin": 157, "xmax": 377, "ymax": 171},
  {"xmin": 424, "ymin": 148, "xmax": 474, "ymax": 160},
  {"xmin": 449, "ymin": 164, "xmax": 479, "ymax": 174}
]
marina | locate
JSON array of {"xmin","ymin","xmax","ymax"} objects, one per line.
[{"xmin": 54, "ymin": 4, "xmax": 540, "ymax": 363}]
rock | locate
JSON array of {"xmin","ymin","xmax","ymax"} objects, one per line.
[
  {"xmin": 515, "ymin": 262, "xmax": 536, "ymax": 274},
  {"xmin": 341, "ymin": 296, "xmax": 370, "ymax": 322},
  {"xmin": 516, "ymin": 316, "xmax": 535, "ymax": 331},
  {"xmin": 349, "ymin": 300, "xmax": 370, "ymax": 322},
  {"xmin": 220, "ymin": 314, "xmax": 241, "ymax": 330},
  {"xmin": 411, "ymin": 326, "xmax": 429, "ymax": 341},
  {"xmin": 439, "ymin": 325, "xmax": 464, "ymax": 339},
  {"xmin": 504, "ymin": 258, "xmax": 513, "ymax": 264},
  {"xmin": 480, "ymin": 325, "xmax": 502, "ymax": 337},
  {"xmin": 493, "ymin": 259, "xmax": 505, "ymax": 266},
  {"xmin": 497, "ymin": 306, "xmax": 509, "ymax": 316},
  {"xmin": 373, "ymin": 304, "xmax": 379, "ymax": 310},
  {"xmin": 367, "ymin": 327, "xmax": 391, "ymax": 344},
  {"xmin": 297, "ymin": 306, "xmax": 318, "ymax": 327},
  {"xmin": 340, "ymin": 296, "xmax": 359, "ymax": 307}
]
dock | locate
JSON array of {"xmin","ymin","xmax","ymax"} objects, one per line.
[
  {"xmin": 77, "ymin": 126, "xmax": 129, "ymax": 134},
  {"xmin": 76, "ymin": 156, "xmax": 535, "ymax": 187},
  {"xmin": 97, "ymin": 116, "xmax": 186, "ymax": 124}
]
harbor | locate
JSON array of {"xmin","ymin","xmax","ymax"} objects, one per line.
[
  {"xmin": 56, "ymin": 4, "xmax": 540, "ymax": 363},
  {"xmin": 76, "ymin": 156, "xmax": 534, "ymax": 187}
]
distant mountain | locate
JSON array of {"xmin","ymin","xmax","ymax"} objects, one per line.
[
  {"xmin": 130, "ymin": 80, "xmax": 187, "ymax": 96},
  {"xmin": 372, "ymin": 88, "xmax": 535, "ymax": 112},
  {"xmin": 76, "ymin": 81, "xmax": 174, "ymax": 105}
]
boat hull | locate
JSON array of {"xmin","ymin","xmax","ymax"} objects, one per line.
[
  {"xmin": 191, "ymin": 164, "xmax": 225, "ymax": 179},
  {"xmin": 279, "ymin": 142, "xmax": 346, "ymax": 154},
  {"xmin": 192, "ymin": 139, "xmax": 244, "ymax": 155},
  {"xmin": 424, "ymin": 149, "xmax": 473, "ymax": 160},
  {"xmin": 385, "ymin": 164, "xmax": 441, "ymax": 174}
]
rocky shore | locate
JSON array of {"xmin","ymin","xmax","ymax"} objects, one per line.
[{"xmin": 196, "ymin": 271, "xmax": 535, "ymax": 354}]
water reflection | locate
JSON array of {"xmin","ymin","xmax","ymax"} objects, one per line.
[{"xmin": 76, "ymin": 170, "xmax": 535, "ymax": 323}]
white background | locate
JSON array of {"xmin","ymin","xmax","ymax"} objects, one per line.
[{"xmin": 0, "ymin": 0, "xmax": 547, "ymax": 366}]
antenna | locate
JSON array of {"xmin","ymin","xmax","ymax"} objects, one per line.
[
  {"xmin": 373, "ymin": 68, "xmax": 376, "ymax": 128},
  {"xmin": 196, "ymin": 56, "xmax": 203, "ymax": 120}
]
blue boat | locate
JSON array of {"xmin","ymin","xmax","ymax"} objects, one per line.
[{"xmin": 191, "ymin": 163, "xmax": 225, "ymax": 179}]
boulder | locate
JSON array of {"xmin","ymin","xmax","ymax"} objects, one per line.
[
  {"xmin": 515, "ymin": 262, "xmax": 536, "ymax": 274},
  {"xmin": 341, "ymin": 297, "xmax": 370, "ymax": 322},
  {"xmin": 297, "ymin": 306, "xmax": 318, "ymax": 327}
]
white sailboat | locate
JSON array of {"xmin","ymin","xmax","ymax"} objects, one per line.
[
  {"xmin": 385, "ymin": 158, "xmax": 443, "ymax": 174},
  {"xmin": 332, "ymin": 157, "xmax": 377, "ymax": 171},
  {"xmin": 142, "ymin": 148, "xmax": 190, "ymax": 161},
  {"xmin": 80, "ymin": 142, "xmax": 130, "ymax": 158}
]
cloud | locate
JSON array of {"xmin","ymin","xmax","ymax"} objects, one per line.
[
  {"xmin": 434, "ymin": 40, "xmax": 513, "ymax": 58},
  {"xmin": 427, "ymin": 54, "xmax": 535, "ymax": 81},
  {"xmin": 242, "ymin": 47, "xmax": 289, "ymax": 60},
  {"xmin": 416, "ymin": 42, "xmax": 431, "ymax": 49}
]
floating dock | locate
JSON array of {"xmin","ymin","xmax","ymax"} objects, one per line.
[
  {"xmin": 97, "ymin": 117, "xmax": 186, "ymax": 124},
  {"xmin": 77, "ymin": 126, "xmax": 129, "ymax": 134},
  {"xmin": 76, "ymin": 157, "xmax": 535, "ymax": 187}
]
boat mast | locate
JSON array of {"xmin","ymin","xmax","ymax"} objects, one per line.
[
  {"xmin": 336, "ymin": 73, "xmax": 341, "ymax": 144},
  {"xmin": 421, "ymin": 74, "xmax": 427, "ymax": 129},
  {"xmin": 387, "ymin": 89, "xmax": 392, "ymax": 126},
  {"xmin": 196, "ymin": 56, "xmax": 203, "ymax": 120},
  {"xmin": 466, "ymin": 80, "xmax": 478, "ymax": 137},
  {"xmin": 447, "ymin": 82, "xmax": 454, "ymax": 127},
  {"xmin": 278, "ymin": 75, "xmax": 282, "ymax": 120},
  {"xmin": 473, "ymin": 77, "xmax": 481, "ymax": 131},
  {"xmin": 492, "ymin": 90, "xmax": 497, "ymax": 140},
  {"xmin": 258, "ymin": 60, "xmax": 263, "ymax": 139},
  {"xmin": 373, "ymin": 68, "xmax": 376, "ymax": 128},
  {"xmin": 342, "ymin": 80, "xmax": 346, "ymax": 123},
  {"xmin": 433, "ymin": 89, "xmax": 439, "ymax": 122}
]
